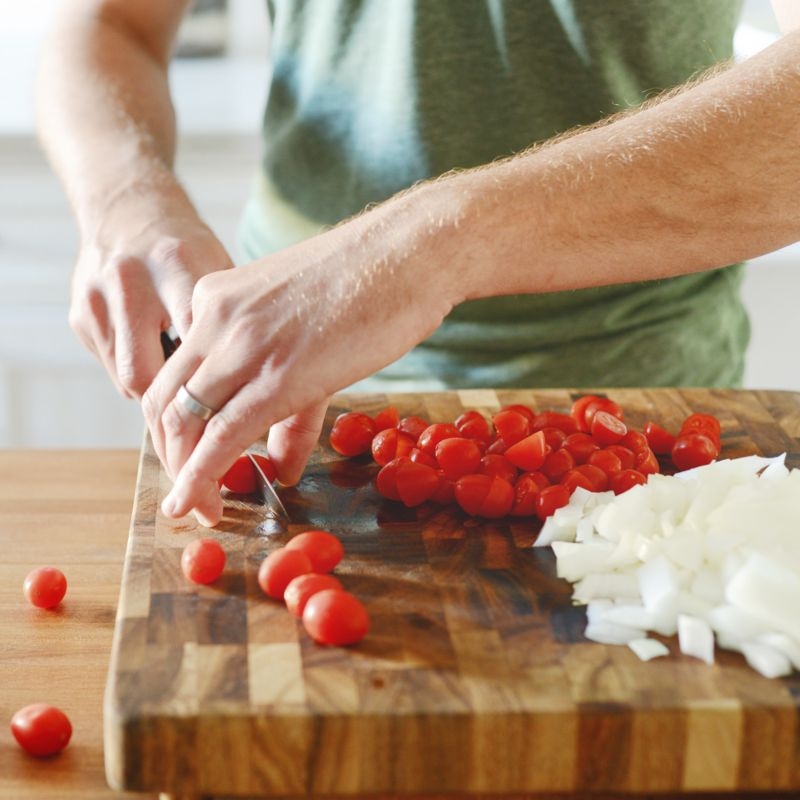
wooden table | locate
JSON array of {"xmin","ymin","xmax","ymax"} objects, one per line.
[{"xmin": 1, "ymin": 391, "xmax": 800, "ymax": 799}]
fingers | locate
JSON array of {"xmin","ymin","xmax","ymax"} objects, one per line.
[{"xmin": 267, "ymin": 400, "xmax": 329, "ymax": 485}]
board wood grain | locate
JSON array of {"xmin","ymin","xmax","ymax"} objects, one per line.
[{"xmin": 104, "ymin": 389, "xmax": 800, "ymax": 797}]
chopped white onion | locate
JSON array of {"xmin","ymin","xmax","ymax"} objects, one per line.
[{"xmin": 536, "ymin": 453, "xmax": 800, "ymax": 678}]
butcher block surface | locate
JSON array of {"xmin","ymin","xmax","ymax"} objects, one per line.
[{"xmin": 104, "ymin": 388, "xmax": 800, "ymax": 797}]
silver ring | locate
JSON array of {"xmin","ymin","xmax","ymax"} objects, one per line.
[{"xmin": 176, "ymin": 384, "xmax": 217, "ymax": 421}]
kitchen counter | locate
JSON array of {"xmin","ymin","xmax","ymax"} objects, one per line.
[{"xmin": 1, "ymin": 389, "xmax": 799, "ymax": 798}]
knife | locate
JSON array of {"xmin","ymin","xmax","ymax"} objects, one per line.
[
  {"xmin": 159, "ymin": 326, "xmax": 290, "ymax": 526},
  {"xmin": 247, "ymin": 452, "xmax": 290, "ymax": 525}
]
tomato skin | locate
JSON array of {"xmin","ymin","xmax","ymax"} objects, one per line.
[
  {"xmin": 371, "ymin": 428, "xmax": 415, "ymax": 467},
  {"xmin": 329, "ymin": 412, "xmax": 377, "ymax": 457},
  {"xmin": 610, "ymin": 469, "xmax": 648, "ymax": 494},
  {"xmin": 454, "ymin": 473, "xmax": 492, "ymax": 516},
  {"xmin": 479, "ymin": 454, "xmax": 518, "ymax": 484},
  {"xmin": 671, "ymin": 433, "xmax": 719, "ymax": 471},
  {"xmin": 430, "ymin": 473, "xmax": 456, "ymax": 505},
  {"xmin": 454, "ymin": 410, "xmax": 492, "ymax": 444},
  {"xmin": 284, "ymin": 573, "xmax": 343, "ymax": 617},
  {"xmin": 587, "ymin": 448, "xmax": 623, "ymax": 476},
  {"xmin": 504, "ymin": 430, "xmax": 549, "ymax": 471},
  {"xmin": 679, "ymin": 414, "xmax": 721, "ymax": 450},
  {"xmin": 539, "ymin": 426, "xmax": 567, "ymax": 452},
  {"xmin": 562, "ymin": 432, "xmax": 600, "ymax": 464},
  {"xmin": 603, "ymin": 444, "xmax": 636, "ymax": 470},
  {"xmin": 573, "ymin": 463, "xmax": 609, "ymax": 492},
  {"xmin": 643, "ymin": 421, "xmax": 676, "ymax": 455},
  {"xmin": 181, "ymin": 538, "xmax": 226, "ymax": 585},
  {"xmin": 285, "ymin": 530, "xmax": 344, "ymax": 574},
  {"xmin": 478, "ymin": 476, "xmax": 515, "ymax": 518},
  {"xmin": 541, "ymin": 447, "xmax": 575, "ymax": 482},
  {"xmin": 23, "ymin": 567, "xmax": 67, "ymax": 609},
  {"xmin": 408, "ymin": 447, "xmax": 438, "ymax": 469},
  {"xmin": 485, "ymin": 437, "xmax": 509, "ymax": 455},
  {"xmin": 499, "ymin": 403, "xmax": 537, "ymax": 425},
  {"xmin": 590, "ymin": 410, "xmax": 628, "ymax": 446},
  {"xmin": 535, "ymin": 484, "xmax": 571, "ymax": 520},
  {"xmin": 302, "ymin": 589, "xmax": 369, "ymax": 646},
  {"xmin": 372, "ymin": 406, "xmax": 399, "ymax": 432},
  {"xmin": 532, "ymin": 410, "xmax": 579, "ymax": 434},
  {"xmin": 584, "ymin": 397, "xmax": 624, "ymax": 430},
  {"xmin": 435, "ymin": 437, "xmax": 482, "ymax": 481},
  {"xmin": 11, "ymin": 704, "xmax": 72, "ymax": 757},
  {"xmin": 221, "ymin": 454, "xmax": 274, "ymax": 494},
  {"xmin": 511, "ymin": 473, "xmax": 546, "ymax": 517},
  {"xmin": 634, "ymin": 447, "xmax": 660, "ymax": 475},
  {"xmin": 491, "ymin": 409, "xmax": 531, "ymax": 445},
  {"xmin": 395, "ymin": 460, "xmax": 439, "ymax": 507},
  {"xmin": 417, "ymin": 423, "xmax": 460, "ymax": 456},
  {"xmin": 570, "ymin": 394, "xmax": 605, "ymax": 432},
  {"xmin": 620, "ymin": 430, "xmax": 648, "ymax": 453},
  {"xmin": 258, "ymin": 549, "xmax": 313, "ymax": 599},
  {"xmin": 560, "ymin": 469, "xmax": 596, "ymax": 494},
  {"xmin": 397, "ymin": 415, "xmax": 429, "ymax": 440},
  {"xmin": 375, "ymin": 457, "xmax": 407, "ymax": 501}
]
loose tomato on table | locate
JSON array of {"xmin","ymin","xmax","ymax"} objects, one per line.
[
  {"xmin": 258, "ymin": 549, "xmax": 313, "ymax": 599},
  {"xmin": 434, "ymin": 437, "xmax": 482, "ymax": 481},
  {"xmin": 671, "ymin": 432, "xmax": 719, "ymax": 471},
  {"xmin": 181, "ymin": 538, "xmax": 226, "ymax": 585},
  {"xmin": 285, "ymin": 530, "xmax": 344, "ymax": 573},
  {"xmin": 11, "ymin": 703, "xmax": 72, "ymax": 757},
  {"xmin": 371, "ymin": 428, "xmax": 416, "ymax": 466},
  {"xmin": 284, "ymin": 573, "xmax": 343, "ymax": 617},
  {"xmin": 302, "ymin": 589, "xmax": 370, "ymax": 646},
  {"xmin": 23, "ymin": 566, "xmax": 67, "ymax": 610}
]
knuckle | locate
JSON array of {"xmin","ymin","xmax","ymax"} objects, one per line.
[
  {"xmin": 203, "ymin": 410, "xmax": 246, "ymax": 452},
  {"xmin": 161, "ymin": 400, "xmax": 193, "ymax": 439}
]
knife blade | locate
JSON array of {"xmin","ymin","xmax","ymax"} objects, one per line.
[{"xmin": 247, "ymin": 452, "xmax": 290, "ymax": 525}]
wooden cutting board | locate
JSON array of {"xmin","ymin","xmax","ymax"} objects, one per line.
[{"xmin": 104, "ymin": 388, "xmax": 800, "ymax": 797}]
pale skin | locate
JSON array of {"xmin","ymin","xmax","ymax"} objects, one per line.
[{"xmin": 38, "ymin": 1, "xmax": 800, "ymax": 526}]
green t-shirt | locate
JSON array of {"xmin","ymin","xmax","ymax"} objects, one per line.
[{"xmin": 240, "ymin": 0, "xmax": 748, "ymax": 390}]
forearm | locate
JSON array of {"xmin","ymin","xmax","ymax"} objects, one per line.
[
  {"xmin": 36, "ymin": 1, "xmax": 196, "ymax": 241},
  {"xmin": 401, "ymin": 28, "xmax": 800, "ymax": 307}
]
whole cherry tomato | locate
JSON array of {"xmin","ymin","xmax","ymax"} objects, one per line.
[
  {"xmin": 671, "ymin": 433, "xmax": 719, "ymax": 471},
  {"xmin": 302, "ymin": 589, "xmax": 370, "ymax": 646},
  {"xmin": 23, "ymin": 567, "xmax": 67, "ymax": 610},
  {"xmin": 284, "ymin": 574, "xmax": 343, "ymax": 617},
  {"xmin": 258, "ymin": 549, "xmax": 313, "ymax": 599},
  {"xmin": 181, "ymin": 538, "xmax": 226, "ymax": 585},
  {"xmin": 285, "ymin": 530, "xmax": 344, "ymax": 573},
  {"xmin": 492, "ymin": 409, "xmax": 531, "ymax": 445},
  {"xmin": 11, "ymin": 703, "xmax": 72, "ymax": 757},
  {"xmin": 417, "ymin": 423, "xmax": 460, "ymax": 456},
  {"xmin": 329, "ymin": 412, "xmax": 376, "ymax": 456},
  {"xmin": 435, "ymin": 437, "xmax": 482, "ymax": 481}
]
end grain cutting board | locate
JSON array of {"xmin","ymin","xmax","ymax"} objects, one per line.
[{"xmin": 104, "ymin": 388, "xmax": 800, "ymax": 797}]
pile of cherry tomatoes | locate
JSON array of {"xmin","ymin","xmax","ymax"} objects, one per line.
[{"xmin": 329, "ymin": 395, "xmax": 723, "ymax": 521}]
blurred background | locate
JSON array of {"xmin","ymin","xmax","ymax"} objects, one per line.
[{"xmin": 0, "ymin": 0, "xmax": 797, "ymax": 448}]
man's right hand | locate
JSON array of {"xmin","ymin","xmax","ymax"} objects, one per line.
[{"xmin": 70, "ymin": 212, "xmax": 234, "ymax": 399}]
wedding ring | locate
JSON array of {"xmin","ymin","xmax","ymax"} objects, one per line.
[{"xmin": 176, "ymin": 384, "xmax": 217, "ymax": 421}]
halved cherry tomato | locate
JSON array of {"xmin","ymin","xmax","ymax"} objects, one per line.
[
  {"xmin": 610, "ymin": 469, "xmax": 648, "ymax": 494},
  {"xmin": 587, "ymin": 449, "xmax": 623, "ymax": 476},
  {"xmin": 329, "ymin": 412, "xmax": 376, "ymax": 457},
  {"xmin": 221, "ymin": 453, "xmax": 275, "ymax": 494},
  {"xmin": 539, "ymin": 426, "xmax": 567, "ymax": 451},
  {"xmin": 23, "ymin": 567, "xmax": 67, "ymax": 609},
  {"xmin": 504, "ymin": 430, "xmax": 549, "ymax": 471},
  {"xmin": 532, "ymin": 410, "xmax": 579, "ymax": 434},
  {"xmin": 417, "ymin": 423, "xmax": 460, "ymax": 456},
  {"xmin": 620, "ymin": 430, "xmax": 648, "ymax": 453},
  {"xmin": 375, "ymin": 457, "xmax": 408, "ymax": 501},
  {"xmin": 573, "ymin": 463, "xmax": 609, "ymax": 492},
  {"xmin": 603, "ymin": 444, "xmax": 636, "ymax": 470},
  {"xmin": 408, "ymin": 447, "xmax": 438, "ymax": 469},
  {"xmin": 511, "ymin": 473, "xmax": 547, "ymax": 516},
  {"xmin": 485, "ymin": 437, "xmax": 509, "ymax": 455},
  {"xmin": 372, "ymin": 406, "xmax": 399, "ymax": 431},
  {"xmin": 285, "ymin": 530, "xmax": 344, "ymax": 573},
  {"xmin": 499, "ymin": 403, "xmax": 536, "ymax": 424},
  {"xmin": 671, "ymin": 433, "xmax": 719, "ymax": 471},
  {"xmin": 258, "ymin": 548, "xmax": 313, "ymax": 599},
  {"xmin": 11, "ymin": 703, "xmax": 72, "ymax": 757},
  {"xmin": 478, "ymin": 476, "xmax": 515, "ymax": 518},
  {"xmin": 397, "ymin": 415, "xmax": 429, "ymax": 440},
  {"xmin": 431, "ymin": 473, "xmax": 456, "ymax": 504},
  {"xmin": 284, "ymin": 573, "xmax": 343, "ymax": 617},
  {"xmin": 570, "ymin": 394, "xmax": 606, "ymax": 432},
  {"xmin": 541, "ymin": 448, "xmax": 575, "ymax": 482},
  {"xmin": 491, "ymin": 409, "xmax": 531, "ymax": 445},
  {"xmin": 643, "ymin": 421, "xmax": 677, "ymax": 455},
  {"xmin": 455, "ymin": 410, "xmax": 492, "ymax": 443},
  {"xmin": 562, "ymin": 432, "xmax": 600, "ymax": 464},
  {"xmin": 560, "ymin": 469, "xmax": 596, "ymax": 493},
  {"xmin": 181, "ymin": 538, "xmax": 226, "ymax": 585},
  {"xmin": 590, "ymin": 410, "xmax": 627, "ymax": 446},
  {"xmin": 535, "ymin": 484, "xmax": 571, "ymax": 520},
  {"xmin": 479, "ymin": 454, "xmax": 518, "ymax": 484},
  {"xmin": 435, "ymin": 437, "xmax": 482, "ymax": 481},
  {"xmin": 302, "ymin": 589, "xmax": 369, "ymax": 646},
  {"xmin": 679, "ymin": 413, "xmax": 722, "ymax": 449},
  {"xmin": 634, "ymin": 447, "xmax": 660, "ymax": 475},
  {"xmin": 371, "ymin": 428, "xmax": 415, "ymax": 466},
  {"xmin": 454, "ymin": 473, "xmax": 492, "ymax": 516},
  {"xmin": 395, "ymin": 460, "xmax": 439, "ymax": 507},
  {"xmin": 584, "ymin": 397, "xmax": 624, "ymax": 430}
]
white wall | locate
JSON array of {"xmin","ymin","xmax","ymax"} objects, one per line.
[{"xmin": 0, "ymin": 1, "xmax": 798, "ymax": 448}]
